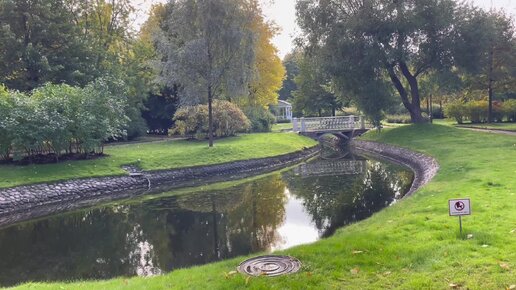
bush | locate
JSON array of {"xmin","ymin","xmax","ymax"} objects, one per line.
[
  {"xmin": 0, "ymin": 81, "xmax": 129, "ymax": 162},
  {"xmin": 466, "ymin": 101, "xmax": 488, "ymax": 123},
  {"xmin": 172, "ymin": 100, "xmax": 250, "ymax": 139},
  {"xmin": 244, "ymin": 106, "xmax": 276, "ymax": 132},
  {"xmin": 502, "ymin": 99, "xmax": 516, "ymax": 122},
  {"xmin": 445, "ymin": 101, "xmax": 467, "ymax": 124},
  {"xmin": 385, "ymin": 114, "xmax": 412, "ymax": 124}
]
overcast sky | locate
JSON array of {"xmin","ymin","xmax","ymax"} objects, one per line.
[{"xmin": 132, "ymin": 0, "xmax": 516, "ymax": 59}]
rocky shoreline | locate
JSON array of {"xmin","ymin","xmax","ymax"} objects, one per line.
[
  {"xmin": 0, "ymin": 140, "xmax": 440, "ymax": 227},
  {"xmin": 0, "ymin": 146, "xmax": 320, "ymax": 226},
  {"xmin": 351, "ymin": 140, "xmax": 439, "ymax": 196}
]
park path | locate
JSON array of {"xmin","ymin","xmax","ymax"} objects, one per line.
[{"xmin": 456, "ymin": 126, "xmax": 516, "ymax": 136}]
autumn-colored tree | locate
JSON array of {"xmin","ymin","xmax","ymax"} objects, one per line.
[{"xmin": 245, "ymin": 1, "xmax": 285, "ymax": 108}]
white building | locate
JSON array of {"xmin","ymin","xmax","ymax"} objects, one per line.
[{"xmin": 272, "ymin": 100, "xmax": 293, "ymax": 122}]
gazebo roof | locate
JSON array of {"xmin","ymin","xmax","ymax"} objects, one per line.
[{"xmin": 277, "ymin": 100, "xmax": 292, "ymax": 107}]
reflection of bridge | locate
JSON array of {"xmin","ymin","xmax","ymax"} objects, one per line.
[
  {"xmin": 294, "ymin": 160, "xmax": 367, "ymax": 177},
  {"xmin": 292, "ymin": 116, "xmax": 370, "ymax": 140}
]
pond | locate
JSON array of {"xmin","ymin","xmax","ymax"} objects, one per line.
[{"xmin": 0, "ymin": 151, "xmax": 413, "ymax": 287}]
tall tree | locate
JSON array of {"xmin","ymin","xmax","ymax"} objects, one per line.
[
  {"xmin": 293, "ymin": 54, "xmax": 341, "ymax": 117},
  {"xmin": 278, "ymin": 51, "xmax": 301, "ymax": 101},
  {"xmin": 296, "ymin": 0, "xmax": 459, "ymax": 123},
  {"xmin": 454, "ymin": 8, "xmax": 515, "ymax": 122},
  {"xmin": 245, "ymin": 2, "xmax": 285, "ymax": 108},
  {"xmin": 0, "ymin": 0, "xmax": 96, "ymax": 91},
  {"xmin": 156, "ymin": 0, "xmax": 256, "ymax": 147}
]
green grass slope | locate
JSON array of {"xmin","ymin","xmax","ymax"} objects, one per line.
[
  {"xmin": 0, "ymin": 133, "xmax": 317, "ymax": 188},
  {"xmin": 10, "ymin": 124, "xmax": 516, "ymax": 289}
]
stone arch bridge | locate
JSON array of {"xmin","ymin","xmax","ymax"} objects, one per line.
[{"xmin": 293, "ymin": 116, "xmax": 370, "ymax": 141}]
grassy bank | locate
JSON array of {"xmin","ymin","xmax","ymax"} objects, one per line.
[
  {"xmin": 456, "ymin": 122, "xmax": 516, "ymax": 132},
  {"xmin": 10, "ymin": 124, "xmax": 516, "ymax": 289},
  {"xmin": 0, "ymin": 133, "xmax": 317, "ymax": 188}
]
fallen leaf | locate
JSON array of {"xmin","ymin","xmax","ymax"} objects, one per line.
[
  {"xmin": 352, "ymin": 250, "xmax": 364, "ymax": 255},
  {"xmin": 449, "ymin": 283, "xmax": 461, "ymax": 289},
  {"xmin": 245, "ymin": 276, "xmax": 251, "ymax": 286},
  {"xmin": 466, "ymin": 234, "xmax": 473, "ymax": 239},
  {"xmin": 510, "ymin": 229, "xmax": 515, "ymax": 234},
  {"xmin": 499, "ymin": 263, "xmax": 510, "ymax": 270},
  {"xmin": 350, "ymin": 267, "xmax": 360, "ymax": 275},
  {"xmin": 227, "ymin": 271, "xmax": 237, "ymax": 276},
  {"xmin": 507, "ymin": 285, "xmax": 515, "ymax": 290},
  {"xmin": 383, "ymin": 271, "xmax": 392, "ymax": 276},
  {"xmin": 481, "ymin": 244, "xmax": 489, "ymax": 248},
  {"xmin": 306, "ymin": 272, "xmax": 312, "ymax": 277}
]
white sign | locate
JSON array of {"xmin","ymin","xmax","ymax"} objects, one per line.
[{"xmin": 449, "ymin": 198, "xmax": 471, "ymax": 216}]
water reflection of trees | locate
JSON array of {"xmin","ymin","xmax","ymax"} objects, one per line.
[
  {"xmin": 0, "ymin": 159, "xmax": 413, "ymax": 286},
  {"xmin": 285, "ymin": 161, "xmax": 413, "ymax": 237},
  {"xmin": 0, "ymin": 174, "xmax": 287, "ymax": 286}
]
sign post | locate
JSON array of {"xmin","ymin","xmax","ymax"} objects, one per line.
[{"xmin": 449, "ymin": 198, "xmax": 471, "ymax": 237}]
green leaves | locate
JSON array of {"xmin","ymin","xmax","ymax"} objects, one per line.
[{"xmin": 0, "ymin": 81, "xmax": 129, "ymax": 162}]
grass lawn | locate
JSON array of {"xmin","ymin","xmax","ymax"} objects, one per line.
[
  {"xmin": 0, "ymin": 133, "xmax": 317, "ymax": 189},
  {"xmin": 11, "ymin": 124, "xmax": 515, "ymax": 289},
  {"xmin": 455, "ymin": 122, "xmax": 516, "ymax": 132},
  {"xmin": 272, "ymin": 122, "xmax": 293, "ymax": 132}
]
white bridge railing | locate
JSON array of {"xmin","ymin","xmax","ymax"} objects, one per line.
[{"xmin": 292, "ymin": 115, "xmax": 366, "ymax": 132}]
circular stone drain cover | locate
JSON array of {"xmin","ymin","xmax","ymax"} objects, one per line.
[{"xmin": 237, "ymin": 255, "xmax": 301, "ymax": 277}]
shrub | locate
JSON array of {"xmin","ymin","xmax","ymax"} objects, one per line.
[
  {"xmin": 244, "ymin": 106, "xmax": 276, "ymax": 132},
  {"xmin": 466, "ymin": 101, "xmax": 488, "ymax": 123},
  {"xmin": 385, "ymin": 114, "xmax": 412, "ymax": 124},
  {"xmin": 445, "ymin": 101, "xmax": 467, "ymax": 124},
  {"xmin": 0, "ymin": 85, "xmax": 14, "ymax": 160},
  {"xmin": 0, "ymin": 81, "xmax": 129, "ymax": 162},
  {"xmin": 172, "ymin": 100, "xmax": 250, "ymax": 139},
  {"xmin": 502, "ymin": 99, "xmax": 516, "ymax": 122}
]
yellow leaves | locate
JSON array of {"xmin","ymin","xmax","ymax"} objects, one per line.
[
  {"xmin": 350, "ymin": 267, "xmax": 360, "ymax": 275},
  {"xmin": 245, "ymin": 8, "xmax": 286, "ymax": 107}
]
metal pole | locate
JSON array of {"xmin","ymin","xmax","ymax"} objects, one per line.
[{"xmin": 459, "ymin": 216, "xmax": 463, "ymax": 236}]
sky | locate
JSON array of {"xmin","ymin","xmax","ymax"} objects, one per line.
[{"xmin": 131, "ymin": 0, "xmax": 516, "ymax": 60}]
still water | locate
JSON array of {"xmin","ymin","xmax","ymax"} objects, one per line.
[{"xmin": 0, "ymin": 153, "xmax": 413, "ymax": 286}]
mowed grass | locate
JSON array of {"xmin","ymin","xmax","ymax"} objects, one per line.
[
  {"xmin": 272, "ymin": 122, "xmax": 293, "ymax": 132},
  {"xmin": 456, "ymin": 122, "xmax": 516, "ymax": 132},
  {"xmin": 11, "ymin": 124, "xmax": 515, "ymax": 289},
  {"xmin": 0, "ymin": 133, "xmax": 317, "ymax": 188}
]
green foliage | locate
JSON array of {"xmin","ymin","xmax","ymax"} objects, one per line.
[
  {"xmin": 172, "ymin": 100, "xmax": 251, "ymax": 139},
  {"xmin": 0, "ymin": 0, "xmax": 98, "ymax": 91},
  {"xmin": 278, "ymin": 51, "xmax": 300, "ymax": 101},
  {"xmin": 444, "ymin": 101, "xmax": 467, "ymax": 124},
  {"xmin": 297, "ymin": 0, "xmax": 461, "ymax": 123},
  {"xmin": 0, "ymin": 82, "xmax": 128, "ymax": 162},
  {"xmin": 156, "ymin": 0, "xmax": 257, "ymax": 146},
  {"xmin": 292, "ymin": 53, "xmax": 341, "ymax": 117},
  {"xmin": 445, "ymin": 100, "xmax": 516, "ymax": 124},
  {"xmin": 244, "ymin": 106, "xmax": 276, "ymax": 132},
  {"xmin": 385, "ymin": 114, "xmax": 413, "ymax": 124},
  {"xmin": 502, "ymin": 99, "xmax": 516, "ymax": 121}
]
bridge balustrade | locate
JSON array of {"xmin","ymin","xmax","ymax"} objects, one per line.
[{"xmin": 293, "ymin": 116, "xmax": 366, "ymax": 132}]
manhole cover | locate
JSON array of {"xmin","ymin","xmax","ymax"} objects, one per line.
[{"xmin": 237, "ymin": 255, "xmax": 301, "ymax": 277}]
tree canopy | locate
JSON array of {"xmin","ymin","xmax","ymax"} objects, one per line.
[{"xmin": 296, "ymin": 0, "xmax": 466, "ymax": 123}]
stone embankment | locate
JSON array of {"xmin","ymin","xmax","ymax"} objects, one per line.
[
  {"xmin": 351, "ymin": 140, "xmax": 439, "ymax": 196},
  {"xmin": 0, "ymin": 140, "xmax": 440, "ymax": 227},
  {"xmin": 0, "ymin": 146, "xmax": 319, "ymax": 226}
]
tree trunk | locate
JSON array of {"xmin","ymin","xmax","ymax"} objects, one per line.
[
  {"xmin": 386, "ymin": 63, "xmax": 426, "ymax": 123},
  {"xmin": 487, "ymin": 47, "xmax": 494, "ymax": 123},
  {"xmin": 208, "ymin": 85, "xmax": 214, "ymax": 147}
]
